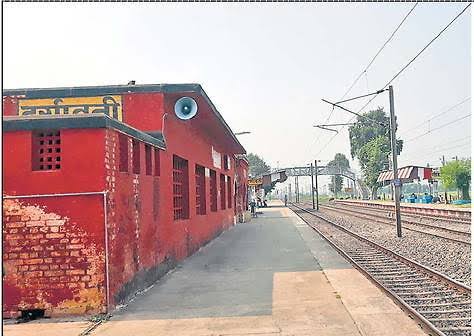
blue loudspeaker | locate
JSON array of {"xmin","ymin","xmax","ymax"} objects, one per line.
[{"xmin": 174, "ymin": 97, "xmax": 198, "ymax": 120}]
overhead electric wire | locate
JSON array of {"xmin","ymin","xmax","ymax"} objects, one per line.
[
  {"xmin": 405, "ymin": 113, "xmax": 471, "ymax": 142},
  {"xmin": 399, "ymin": 96, "xmax": 471, "ymax": 135},
  {"xmin": 401, "ymin": 141, "xmax": 470, "ymax": 164},
  {"xmin": 314, "ymin": 3, "xmax": 471, "ymax": 157},
  {"xmin": 354, "ymin": 2, "xmax": 472, "ymax": 116},
  {"xmin": 400, "ymin": 136, "xmax": 471, "ymax": 161},
  {"xmin": 315, "ymin": 132, "xmax": 339, "ymax": 157},
  {"xmin": 340, "ymin": 2, "xmax": 419, "ymax": 100},
  {"xmin": 308, "ymin": 3, "xmax": 419, "ymax": 158}
]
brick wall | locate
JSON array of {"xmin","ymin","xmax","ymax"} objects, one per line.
[{"xmin": 2, "ymin": 197, "xmax": 106, "ymax": 318}]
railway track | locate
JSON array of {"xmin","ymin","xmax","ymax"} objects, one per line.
[
  {"xmin": 333, "ymin": 201, "xmax": 471, "ymax": 229},
  {"xmin": 290, "ymin": 203, "xmax": 471, "ymax": 336},
  {"xmin": 316, "ymin": 203, "xmax": 470, "ymax": 246},
  {"xmin": 335, "ymin": 201, "xmax": 471, "ymax": 225}
]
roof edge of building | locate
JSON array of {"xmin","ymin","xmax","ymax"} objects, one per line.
[
  {"xmin": 3, "ymin": 114, "xmax": 166, "ymax": 149},
  {"xmin": 196, "ymin": 86, "xmax": 246, "ymax": 155},
  {"xmin": 3, "ymin": 82, "xmax": 245, "ymax": 154},
  {"xmin": 2, "ymin": 83, "xmax": 201, "ymax": 98}
]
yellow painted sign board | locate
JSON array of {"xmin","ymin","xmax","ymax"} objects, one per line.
[
  {"xmin": 18, "ymin": 95, "xmax": 123, "ymax": 121},
  {"xmin": 248, "ymin": 178, "xmax": 262, "ymax": 186}
]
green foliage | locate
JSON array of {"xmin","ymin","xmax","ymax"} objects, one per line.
[
  {"xmin": 246, "ymin": 153, "xmax": 274, "ymax": 196},
  {"xmin": 264, "ymin": 181, "xmax": 278, "ymax": 196},
  {"xmin": 246, "ymin": 153, "xmax": 271, "ymax": 178},
  {"xmin": 348, "ymin": 108, "xmax": 403, "ymax": 197},
  {"xmin": 328, "ymin": 153, "xmax": 350, "ymax": 169},
  {"xmin": 327, "ymin": 153, "xmax": 350, "ymax": 197},
  {"xmin": 329, "ymin": 175, "xmax": 343, "ymax": 196},
  {"xmin": 358, "ymin": 136, "xmax": 390, "ymax": 195},
  {"xmin": 440, "ymin": 159, "xmax": 471, "ymax": 200}
]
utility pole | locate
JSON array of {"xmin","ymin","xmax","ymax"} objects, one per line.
[
  {"xmin": 310, "ymin": 163, "xmax": 315, "ymax": 209},
  {"xmin": 289, "ymin": 183, "xmax": 292, "ymax": 202},
  {"xmin": 314, "ymin": 160, "xmax": 319, "ymax": 210},
  {"xmin": 297, "ymin": 176, "xmax": 300, "ymax": 203},
  {"xmin": 295, "ymin": 176, "xmax": 298, "ymax": 203},
  {"xmin": 389, "ymin": 85, "xmax": 402, "ymax": 238}
]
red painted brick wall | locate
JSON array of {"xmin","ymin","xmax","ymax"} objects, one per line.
[
  {"xmin": 3, "ymin": 90, "xmax": 248, "ymax": 316},
  {"xmin": 104, "ymin": 121, "xmax": 241, "ymax": 305},
  {"xmin": 2, "ymin": 129, "xmax": 108, "ymax": 317},
  {"xmin": 122, "ymin": 92, "xmax": 165, "ymax": 131},
  {"xmin": 2, "ymin": 196, "xmax": 106, "ymax": 317},
  {"xmin": 235, "ymin": 158, "xmax": 249, "ymax": 218}
]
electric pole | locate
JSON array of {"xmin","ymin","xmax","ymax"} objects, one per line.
[
  {"xmin": 314, "ymin": 160, "xmax": 319, "ymax": 210},
  {"xmin": 389, "ymin": 85, "xmax": 402, "ymax": 238},
  {"xmin": 311, "ymin": 163, "xmax": 315, "ymax": 209},
  {"xmin": 297, "ymin": 176, "xmax": 300, "ymax": 203}
]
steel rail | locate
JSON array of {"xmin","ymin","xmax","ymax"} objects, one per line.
[
  {"xmin": 334, "ymin": 201, "xmax": 472, "ymax": 226},
  {"xmin": 289, "ymin": 204, "xmax": 450, "ymax": 336},
  {"xmin": 290, "ymin": 203, "xmax": 471, "ymax": 336},
  {"xmin": 335, "ymin": 200, "xmax": 471, "ymax": 224},
  {"xmin": 326, "ymin": 203, "xmax": 471, "ymax": 234},
  {"xmin": 326, "ymin": 202, "xmax": 471, "ymax": 230},
  {"xmin": 318, "ymin": 204, "xmax": 470, "ymax": 245},
  {"xmin": 290, "ymin": 203, "xmax": 470, "ymax": 293}
]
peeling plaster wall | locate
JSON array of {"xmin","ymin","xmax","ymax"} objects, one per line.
[
  {"xmin": 2, "ymin": 197, "xmax": 106, "ymax": 318},
  {"xmin": 3, "ymin": 90, "xmax": 248, "ymax": 316},
  {"xmin": 2, "ymin": 129, "xmax": 107, "ymax": 318}
]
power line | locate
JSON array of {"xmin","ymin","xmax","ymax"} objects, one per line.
[
  {"xmin": 384, "ymin": 4, "xmax": 471, "ymax": 88},
  {"xmin": 400, "ymin": 141, "xmax": 470, "ymax": 164},
  {"xmin": 340, "ymin": 2, "xmax": 419, "ymax": 100},
  {"xmin": 400, "ymin": 136, "xmax": 471, "ymax": 160},
  {"xmin": 314, "ymin": 4, "xmax": 471, "ymax": 156},
  {"xmin": 361, "ymin": 3, "xmax": 471, "ymax": 111},
  {"xmin": 405, "ymin": 113, "xmax": 471, "ymax": 142},
  {"xmin": 309, "ymin": 3, "xmax": 419, "ymax": 158},
  {"xmin": 315, "ymin": 132, "xmax": 339, "ymax": 157},
  {"xmin": 399, "ymin": 96, "xmax": 471, "ymax": 135}
]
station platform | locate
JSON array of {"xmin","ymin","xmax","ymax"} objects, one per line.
[{"xmin": 4, "ymin": 201, "xmax": 426, "ymax": 336}]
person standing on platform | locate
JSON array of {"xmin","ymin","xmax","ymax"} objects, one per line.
[
  {"xmin": 284, "ymin": 194, "xmax": 288, "ymax": 206},
  {"xmin": 250, "ymin": 196, "xmax": 257, "ymax": 218}
]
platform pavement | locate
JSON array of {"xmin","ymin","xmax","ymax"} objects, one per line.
[{"xmin": 4, "ymin": 200, "xmax": 427, "ymax": 336}]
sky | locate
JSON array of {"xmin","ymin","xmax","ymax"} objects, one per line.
[{"xmin": 2, "ymin": 3, "xmax": 471, "ymax": 191}]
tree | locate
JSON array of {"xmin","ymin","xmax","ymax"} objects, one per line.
[
  {"xmin": 246, "ymin": 153, "xmax": 275, "ymax": 196},
  {"xmin": 327, "ymin": 153, "xmax": 350, "ymax": 197},
  {"xmin": 440, "ymin": 159, "xmax": 471, "ymax": 200},
  {"xmin": 246, "ymin": 153, "xmax": 271, "ymax": 178},
  {"xmin": 349, "ymin": 107, "xmax": 403, "ymax": 199},
  {"xmin": 357, "ymin": 136, "xmax": 390, "ymax": 199}
]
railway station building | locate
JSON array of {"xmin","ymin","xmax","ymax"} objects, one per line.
[{"xmin": 2, "ymin": 83, "xmax": 248, "ymax": 318}]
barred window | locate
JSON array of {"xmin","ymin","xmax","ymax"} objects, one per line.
[
  {"xmin": 119, "ymin": 134, "xmax": 128, "ymax": 172},
  {"xmin": 154, "ymin": 148, "xmax": 160, "ymax": 176},
  {"xmin": 195, "ymin": 165, "xmax": 206, "ymax": 215},
  {"xmin": 227, "ymin": 176, "xmax": 232, "ymax": 208},
  {"xmin": 173, "ymin": 155, "xmax": 189, "ymax": 220},
  {"xmin": 132, "ymin": 139, "xmax": 141, "ymax": 174},
  {"xmin": 32, "ymin": 130, "xmax": 61, "ymax": 171},
  {"xmin": 220, "ymin": 174, "xmax": 226, "ymax": 210},
  {"xmin": 223, "ymin": 155, "xmax": 230, "ymax": 170},
  {"xmin": 145, "ymin": 144, "xmax": 152, "ymax": 176},
  {"xmin": 210, "ymin": 169, "xmax": 217, "ymax": 212}
]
